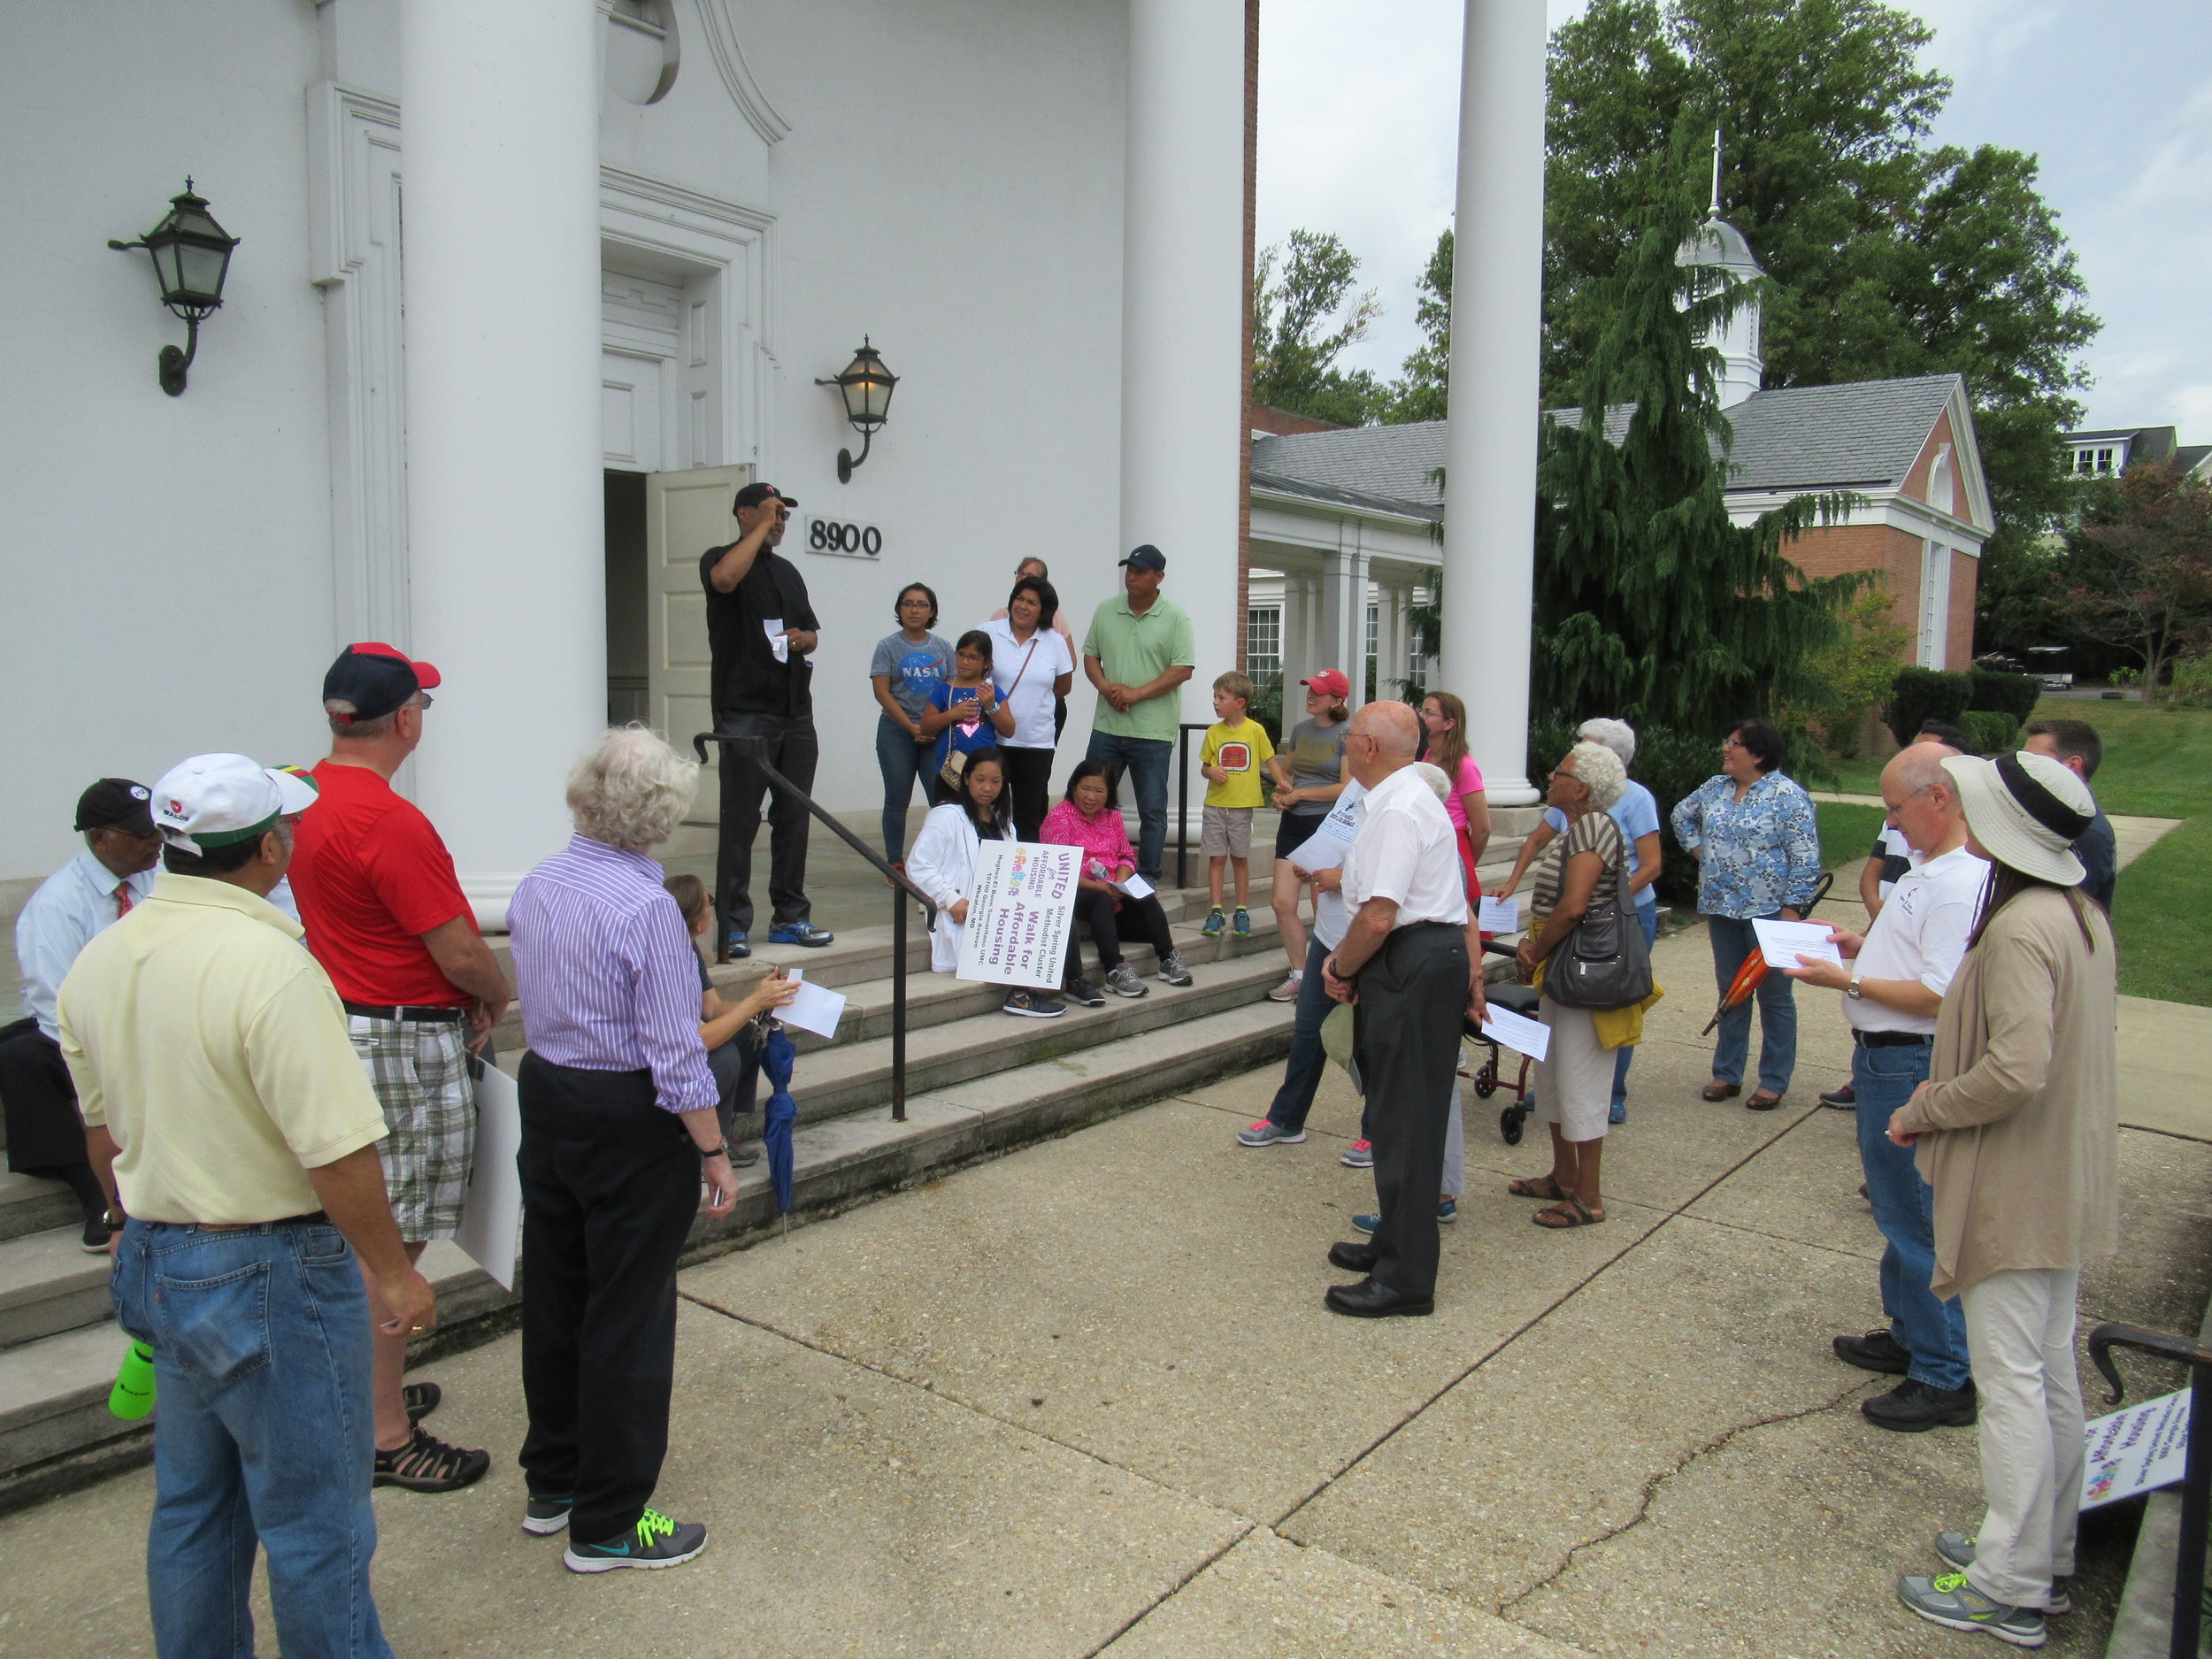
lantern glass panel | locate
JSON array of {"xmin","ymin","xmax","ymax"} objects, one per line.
[
  {"xmin": 175, "ymin": 240, "xmax": 230, "ymax": 302},
  {"xmin": 855, "ymin": 366, "xmax": 895, "ymax": 426}
]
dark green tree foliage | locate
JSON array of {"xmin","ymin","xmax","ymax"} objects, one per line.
[
  {"xmin": 1542, "ymin": 0, "xmax": 2099, "ymax": 626},
  {"xmin": 1884, "ymin": 664, "xmax": 1974, "ymax": 746},
  {"xmin": 1532, "ymin": 127, "xmax": 1862, "ymax": 736},
  {"xmin": 1251, "ymin": 230, "xmax": 1386, "ymax": 426},
  {"xmin": 1391, "ymin": 229, "xmax": 1454, "ymax": 423}
]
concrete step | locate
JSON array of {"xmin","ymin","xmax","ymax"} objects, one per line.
[
  {"xmin": 0, "ymin": 1172, "xmax": 83, "ymax": 1246},
  {"xmin": 0, "ymin": 1226, "xmax": 113, "ymax": 1349}
]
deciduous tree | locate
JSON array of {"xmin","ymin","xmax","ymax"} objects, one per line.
[
  {"xmin": 2057, "ymin": 465, "xmax": 2212, "ymax": 702},
  {"xmin": 1251, "ymin": 230, "xmax": 1385, "ymax": 426}
]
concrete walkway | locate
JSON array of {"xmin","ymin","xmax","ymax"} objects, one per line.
[
  {"xmin": 1808, "ymin": 791, "xmax": 2185, "ymax": 873},
  {"xmin": 7, "ymin": 914, "xmax": 2211, "ymax": 1657}
]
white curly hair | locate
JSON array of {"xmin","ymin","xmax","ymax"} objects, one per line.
[
  {"xmin": 1560, "ymin": 740, "xmax": 1628, "ymax": 810},
  {"xmin": 566, "ymin": 726, "xmax": 699, "ymax": 850},
  {"xmin": 1578, "ymin": 718, "xmax": 1637, "ymax": 768}
]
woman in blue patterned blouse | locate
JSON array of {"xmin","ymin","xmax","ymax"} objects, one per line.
[{"xmin": 1671, "ymin": 718, "xmax": 1821, "ymax": 1110}]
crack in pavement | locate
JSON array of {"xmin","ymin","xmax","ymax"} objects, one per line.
[{"xmin": 1494, "ymin": 1379, "xmax": 1877, "ymax": 1617}]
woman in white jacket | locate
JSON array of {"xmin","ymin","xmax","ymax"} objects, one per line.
[{"xmin": 903, "ymin": 748, "xmax": 1064, "ymax": 1020}]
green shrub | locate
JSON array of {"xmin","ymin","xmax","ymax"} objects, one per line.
[
  {"xmin": 1246, "ymin": 671, "xmax": 1284, "ymax": 746},
  {"xmin": 1886, "ymin": 666, "xmax": 1974, "ymax": 748},
  {"xmin": 2170, "ymin": 654, "xmax": 2212, "ymax": 710},
  {"xmin": 1960, "ymin": 710, "xmax": 2020, "ymax": 754},
  {"xmin": 1968, "ymin": 668, "xmax": 2041, "ymax": 723}
]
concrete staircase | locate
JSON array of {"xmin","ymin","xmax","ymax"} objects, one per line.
[{"xmin": 0, "ymin": 811, "xmax": 1544, "ymax": 1512}]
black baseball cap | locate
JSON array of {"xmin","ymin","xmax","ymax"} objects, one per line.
[
  {"xmin": 733, "ymin": 481, "xmax": 797, "ymax": 511},
  {"xmin": 324, "ymin": 641, "xmax": 442, "ymax": 726},
  {"xmin": 76, "ymin": 778, "xmax": 155, "ymax": 835},
  {"xmin": 1119, "ymin": 544, "xmax": 1166, "ymax": 572}
]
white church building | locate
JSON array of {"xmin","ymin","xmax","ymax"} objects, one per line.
[{"xmin": 4, "ymin": 0, "xmax": 1558, "ymax": 914}]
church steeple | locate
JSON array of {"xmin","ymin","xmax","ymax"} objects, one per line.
[{"xmin": 1675, "ymin": 132, "xmax": 1765, "ymax": 409}]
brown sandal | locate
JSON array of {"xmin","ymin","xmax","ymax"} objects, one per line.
[
  {"xmin": 1746, "ymin": 1091, "xmax": 1784, "ymax": 1112},
  {"xmin": 1701, "ymin": 1080, "xmax": 1740, "ymax": 1102},
  {"xmin": 1532, "ymin": 1196, "xmax": 1605, "ymax": 1229},
  {"xmin": 1506, "ymin": 1174, "xmax": 1570, "ymax": 1201}
]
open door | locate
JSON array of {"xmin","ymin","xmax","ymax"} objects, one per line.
[{"xmin": 646, "ymin": 464, "xmax": 752, "ymax": 823}]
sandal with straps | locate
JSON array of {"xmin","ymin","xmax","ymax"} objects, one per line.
[
  {"xmin": 1506, "ymin": 1174, "xmax": 1570, "ymax": 1201},
  {"xmin": 403, "ymin": 1380, "xmax": 441, "ymax": 1423},
  {"xmin": 1532, "ymin": 1195, "xmax": 1606, "ymax": 1229},
  {"xmin": 374, "ymin": 1425, "xmax": 491, "ymax": 1493}
]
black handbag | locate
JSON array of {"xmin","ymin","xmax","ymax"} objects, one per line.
[{"xmin": 1543, "ymin": 817, "xmax": 1653, "ymax": 1011}]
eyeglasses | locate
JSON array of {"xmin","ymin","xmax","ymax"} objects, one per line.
[{"xmin": 413, "ymin": 693, "xmax": 435, "ymax": 711}]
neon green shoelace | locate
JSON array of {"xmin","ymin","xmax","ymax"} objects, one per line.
[
  {"xmin": 1932, "ymin": 1572, "xmax": 1972, "ymax": 1594},
  {"xmin": 636, "ymin": 1509, "xmax": 676, "ymax": 1548}
]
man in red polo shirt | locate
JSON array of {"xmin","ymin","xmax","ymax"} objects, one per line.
[{"xmin": 289, "ymin": 642, "xmax": 511, "ymax": 1495}]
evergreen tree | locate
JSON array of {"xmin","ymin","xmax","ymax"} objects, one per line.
[{"xmin": 1533, "ymin": 125, "xmax": 1863, "ymax": 734}]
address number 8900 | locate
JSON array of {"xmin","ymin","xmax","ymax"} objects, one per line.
[{"xmin": 805, "ymin": 517, "xmax": 882, "ymax": 558}]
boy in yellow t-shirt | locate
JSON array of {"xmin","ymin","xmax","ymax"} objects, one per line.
[{"xmin": 1198, "ymin": 672, "xmax": 1276, "ymax": 937}]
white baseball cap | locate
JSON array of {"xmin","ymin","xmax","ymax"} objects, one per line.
[{"xmin": 151, "ymin": 754, "xmax": 319, "ymax": 854}]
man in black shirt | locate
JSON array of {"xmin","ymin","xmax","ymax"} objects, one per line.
[
  {"xmin": 2024, "ymin": 718, "xmax": 2118, "ymax": 912},
  {"xmin": 702, "ymin": 482, "xmax": 833, "ymax": 956}
]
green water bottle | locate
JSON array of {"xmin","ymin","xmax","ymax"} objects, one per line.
[{"xmin": 109, "ymin": 1340, "xmax": 156, "ymax": 1420}]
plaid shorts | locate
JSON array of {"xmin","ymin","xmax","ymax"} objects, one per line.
[{"xmin": 348, "ymin": 1014, "xmax": 475, "ymax": 1241}]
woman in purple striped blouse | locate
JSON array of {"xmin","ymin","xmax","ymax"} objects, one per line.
[{"xmin": 506, "ymin": 726, "xmax": 733, "ymax": 1573}]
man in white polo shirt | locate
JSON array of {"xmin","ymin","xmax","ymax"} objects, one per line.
[
  {"xmin": 1780, "ymin": 741, "xmax": 1985, "ymax": 1432},
  {"xmin": 1318, "ymin": 703, "xmax": 1486, "ymax": 1318}
]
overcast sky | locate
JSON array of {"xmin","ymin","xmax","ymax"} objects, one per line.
[{"xmin": 1257, "ymin": 0, "xmax": 2212, "ymax": 436}]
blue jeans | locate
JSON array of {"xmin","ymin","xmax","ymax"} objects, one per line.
[
  {"xmin": 875, "ymin": 715, "xmax": 934, "ymax": 861},
  {"xmin": 1706, "ymin": 912, "xmax": 1799, "ymax": 1094},
  {"xmin": 111, "ymin": 1217, "xmax": 390, "ymax": 1659},
  {"xmin": 1265, "ymin": 935, "xmax": 1334, "ymax": 1131},
  {"xmin": 1854, "ymin": 1039, "xmax": 1971, "ymax": 1392},
  {"xmin": 1085, "ymin": 731, "xmax": 1173, "ymax": 882}
]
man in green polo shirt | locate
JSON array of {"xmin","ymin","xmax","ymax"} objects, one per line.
[{"xmin": 1083, "ymin": 544, "xmax": 1195, "ymax": 881}]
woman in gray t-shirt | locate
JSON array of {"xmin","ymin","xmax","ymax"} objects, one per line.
[
  {"xmin": 869, "ymin": 583, "xmax": 953, "ymax": 860},
  {"xmin": 1262, "ymin": 674, "xmax": 1351, "ymax": 1001}
]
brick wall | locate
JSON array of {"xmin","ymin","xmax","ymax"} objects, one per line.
[{"xmin": 1947, "ymin": 551, "xmax": 1978, "ymax": 672}]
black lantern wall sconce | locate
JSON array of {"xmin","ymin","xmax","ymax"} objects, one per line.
[
  {"xmin": 109, "ymin": 180, "xmax": 241, "ymax": 396},
  {"xmin": 815, "ymin": 339, "xmax": 898, "ymax": 482}
]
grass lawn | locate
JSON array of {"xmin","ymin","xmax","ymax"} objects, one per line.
[
  {"xmin": 1815, "ymin": 801, "xmax": 1886, "ymax": 890},
  {"xmin": 1820, "ymin": 698, "xmax": 2210, "ymax": 1005}
]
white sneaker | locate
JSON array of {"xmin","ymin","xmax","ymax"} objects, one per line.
[
  {"xmin": 1156, "ymin": 949, "xmax": 1193, "ymax": 987},
  {"xmin": 1267, "ymin": 972, "xmax": 1303, "ymax": 1002}
]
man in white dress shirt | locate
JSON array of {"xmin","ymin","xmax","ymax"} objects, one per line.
[
  {"xmin": 1319, "ymin": 703, "xmax": 1486, "ymax": 1317},
  {"xmin": 0, "ymin": 779, "xmax": 163, "ymax": 1249},
  {"xmin": 1780, "ymin": 741, "xmax": 1985, "ymax": 1432}
]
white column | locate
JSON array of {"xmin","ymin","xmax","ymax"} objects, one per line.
[
  {"xmin": 1317, "ymin": 543, "xmax": 1371, "ymax": 709},
  {"xmin": 1439, "ymin": 0, "xmax": 1546, "ymax": 804},
  {"xmin": 401, "ymin": 0, "xmax": 604, "ymax": 926},
  {"xmin": 1122, "ymin": 0, "xmax": 1247, "ymax": 728},
  {"xmin": 1279, "ymin": 573, "xmax": 1315, "ymax": 697}
]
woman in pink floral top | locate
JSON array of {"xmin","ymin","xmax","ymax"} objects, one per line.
[{"xmin": 1041, "ymin": 759, "xmax": 1189, "ymax": 1003}]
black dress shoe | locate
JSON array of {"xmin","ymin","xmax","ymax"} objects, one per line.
[
  {"xmin": 1328, "ymin": 1241, "xmax": 1378, "ymax": 1273},
  {"xmin": 1324, "ymin": 1277, "xmax": 1433, "ymax": 1318},
  {"xmin": 1863, "ymin": 1378, "xmax": 1977, "ymax": 1432},
  {"xmin": 1833, "ymin": 1326, "xmax": 1912, "ymax": 1375}
]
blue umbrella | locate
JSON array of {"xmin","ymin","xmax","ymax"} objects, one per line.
[{"xmin": 760, "ymin": 1023, "xmax": 798, "ymax": 1233}]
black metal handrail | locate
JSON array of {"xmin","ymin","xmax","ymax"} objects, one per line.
[
  {"xmin": 1173, "ymin": 720, "xmax": 1211, "ymax": 891},
  {"xmin": 693, "ymin": 733, "xmax": 936, "ymax": 1124},
  {"xmin": 2089, "ymin": 1321, "xmax": 2212, "ymax": 1659}
]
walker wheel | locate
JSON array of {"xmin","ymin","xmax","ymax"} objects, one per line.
[
  {"xmin": 1473, "ymin": 1076, "xmax": 1497, "ymax": 1100},
  {"xmin": 1500, "ymin": 1106, "xmax": 1525, "ymax": 1146}
]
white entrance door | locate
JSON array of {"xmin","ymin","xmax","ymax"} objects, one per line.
[{"xmin": 647, "ymin": 465, "xmax": 753, "ymax": 822}]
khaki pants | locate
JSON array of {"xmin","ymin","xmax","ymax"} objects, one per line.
[{"xmin": 1962, "ymin": 1267, "xmax": 2084, "ymax": 1610}]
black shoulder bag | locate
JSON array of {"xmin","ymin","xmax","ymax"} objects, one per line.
[{"xmin": 1543, "ymin": 815, "xmax": 1653, "ymax": 1011}]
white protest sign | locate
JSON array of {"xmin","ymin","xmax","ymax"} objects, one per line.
[
  {"xmin": 955, "ymin": 840, "xmax": 1081, "ymax": 991},
  {"xmin": 2080, "ymin": 1388, "xmax": 2191, "ymax": 1509},
  {"xmin": 455, "ymin": 1056, "xmax": 523, "ymax": 1291}
]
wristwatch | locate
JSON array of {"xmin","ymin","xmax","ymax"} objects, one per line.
[
  {"xmin": 1847, "ymin": 972, "xmax": 1864, "ymax": 1001},
  {"xmin": 697, "ymin": 1139, "xmax": 729, "ymax": 1161}
]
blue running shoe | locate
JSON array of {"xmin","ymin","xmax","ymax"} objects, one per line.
[
  {"xmin": 1352, "ymin": 1201, "xmax": 1457, "ymax": 1233},
  {"xmin": 769, "ymin": 921, "xmax": 833, "ymax": 948},
  {"xmin": 1201, "ymin": 907, "xmax": 1225, "ymax": 937},
  {"xmin": 1233, "ymin": 908, "xmax": 1252, "ymax": 936},
  {"xmin": 725, "ymin": 931, "xmax": 750, "ymax": 959}
]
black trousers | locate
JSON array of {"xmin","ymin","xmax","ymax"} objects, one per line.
[
  {"xmin": 0, "ymin": 1019, "xmax": 96, "ymax": 1179},
  {"xmin": 517, "ymin": 1055, "xmax": 701, "ymax": 1543},
  {"xmin": 716, "ymin": 711, "xmax": 819, "ymax": 936},
  {"xmin": 1064, "ymin": 887, "xmax": 1176, "ymax": 977},
  {"xmin": 1359, "ymin": 922, "xmax": 1469, "ymax": 1300},
  {"xmin": 998, "ymin": 745, "xmax": 1056, "ymax": 842}
]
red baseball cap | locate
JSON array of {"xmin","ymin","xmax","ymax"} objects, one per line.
[
  {"xmin": 324, "ymin": 641, "xmax": 442, "ymax": 725},
  {"xmin": 1300, "ymin": 669, "xmax": 1352, "ymax": 699}
]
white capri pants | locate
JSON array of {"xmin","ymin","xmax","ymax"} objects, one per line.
[
  {"xmin": 1533, "ymin": 995, "xmax": 1612, "ymax": 1142},
  {"xmin": 1962, "ymin": 1266, "xmax": 2085, "ymax": 1611}
]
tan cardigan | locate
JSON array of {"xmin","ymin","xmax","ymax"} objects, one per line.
[{"xmin": 1895, "ymin": 886, "xmax": 2118, "ymax": 1299}]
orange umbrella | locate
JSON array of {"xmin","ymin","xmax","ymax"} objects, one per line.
[{"xmin": 1701, "ymin": 872, "xmax": 1834, "ymax": 1035}]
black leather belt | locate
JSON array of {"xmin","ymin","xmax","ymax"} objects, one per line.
[
  {"xmin": 1855, "ymin": 1029, "xmax": 1932, "ymax": 1048},
  {"xmin": 190, "ymin": 1210, "xmax": 332, "ymax": 1231},
  {"xmin": 344, "ymin": 1001, "xmax": 466, "ymax": 1024}
]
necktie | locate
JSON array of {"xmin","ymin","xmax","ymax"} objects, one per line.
[{"xmin": 114, "ymin": 883, "xmax": 134, "ymax": 920}]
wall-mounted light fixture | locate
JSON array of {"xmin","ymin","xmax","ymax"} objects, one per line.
[
  {"xmin": 815, "ymin": 338, "xmax": 898, "ymax": 482},
  {"xmin": 108, "ymin": 180, "xmax": 241, "ymax": 396}
]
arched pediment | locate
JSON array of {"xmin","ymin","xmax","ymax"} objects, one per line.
[{"xmin": 694, "ymin": 0, "xmax": 789, "ymax": 144}]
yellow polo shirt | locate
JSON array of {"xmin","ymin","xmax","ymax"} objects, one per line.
[{"xmin": 58, "ymin": 874, "xmax": 388, "ymax": 1224}]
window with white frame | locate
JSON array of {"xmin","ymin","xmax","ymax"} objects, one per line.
[
  {"xmin": 2072, "ymin": 445, "xmax": 2118, "ymax": 477},
  {"xmin": 1246, "ymin": 607, "xmax": 1281, "ymax": 679},
  {"xmin": 1364, "ymin": 603, "xmax": 1379, "ymax": 701},
  {"xmin": 1918, "ymin": 539, "xmax": 1952, "ymax": 668}
]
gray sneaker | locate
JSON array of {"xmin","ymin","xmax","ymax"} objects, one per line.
[
  {"xmin": 1934, "ymin": 1534, "xmax": 2071, "ymax": 1614},
  {"xmin": 1237, "ymin": 1119, "xmax": 1306, "ymax": 1148},
  {"xmin": 1266, "ymin": 971, "xmax": 1303, "ymax": 1002},
  {"xmin": 1897, "ymin": 1574, "xmax": 2047, "ymax": 1647},
  {"xmin": 1104, "ymin": 963, "xmax": 1149, "ymax": 999},
  {"xmin": 1157, "ymin": 948, "xmax": 1193, "ymax": 987},
  {"xmin": 1002, "ymin": 989, "xmax": 1065, "ymax": 1019}
]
